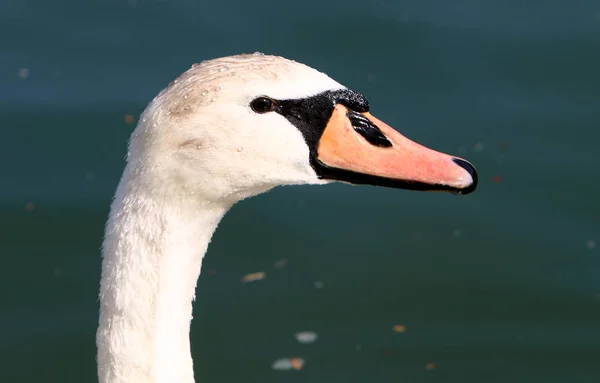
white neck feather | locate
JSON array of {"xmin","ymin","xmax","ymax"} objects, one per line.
[
  {"xmin": 97, "ymin": 162, "xmax": 230, "ymax": 383},
  {"xmin": 96, "ymin": 54, "xmax": 341, "ymax": 383}
]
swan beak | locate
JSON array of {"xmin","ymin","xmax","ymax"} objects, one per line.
[{"xmin": 314, "ymin": 104, "xmax": 478, "ymax": 194}]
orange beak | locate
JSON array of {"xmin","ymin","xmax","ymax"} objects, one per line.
[{"xmin": 313, "ymin": 104, "xmax": 477, "ymax": 194}]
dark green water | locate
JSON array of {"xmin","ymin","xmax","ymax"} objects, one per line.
[{"xmin": 2, "ymin": 0, "xmax": 600, "ymax": 382}]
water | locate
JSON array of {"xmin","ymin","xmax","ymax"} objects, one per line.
[{"xmin": 1, "ymin": 0, "xmax": 600, "ymax": 382}]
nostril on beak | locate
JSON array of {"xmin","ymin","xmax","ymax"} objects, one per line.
[{"xmin": 452, "ymin": 158, "xmax": 478, "ymax": 195}]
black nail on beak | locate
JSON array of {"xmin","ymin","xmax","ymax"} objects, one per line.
[{"xmin": 451, "ymin": 158, "xmax": 478, "ymax": 195}]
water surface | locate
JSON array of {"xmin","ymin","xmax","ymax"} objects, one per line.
[{"xmin": 1, "ymin": 1, "xmax": 600, "ymax": 382}]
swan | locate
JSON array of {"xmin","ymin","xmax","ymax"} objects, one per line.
[{"xmin": 97, "ymin": 53, "xmax": 478, "ymax": 383}]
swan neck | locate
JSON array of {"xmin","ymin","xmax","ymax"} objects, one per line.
[{"xmin": 97, "ymin": 172, "xmax": 228, "ymax": 383}]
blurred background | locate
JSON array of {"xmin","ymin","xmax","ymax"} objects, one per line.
[{"xmin": 2, "ymin": 0, "xmax": 600, "ymax": 382}]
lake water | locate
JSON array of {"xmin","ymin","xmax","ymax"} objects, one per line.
[{"xmin": 1, "ymin": 0, "xmax": 600, "ymax": 382}]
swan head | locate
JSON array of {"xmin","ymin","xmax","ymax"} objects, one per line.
[{"xmin": 128, "ymin": 53, "xmax": 477, "ymax": 204}]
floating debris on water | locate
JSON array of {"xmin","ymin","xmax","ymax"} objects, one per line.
[
  {"xmin": 425, "ymin": 362, "xmax": 437, "ymax": 370},
  {"xmin": 452, "ymin": 228, "xmax": 461, "ymax": 238},
  {"xmin": 491, "ymin": 175, "xmax": 502, "ymax": 184},
  {"xmin": 124, "ymin": 114, "xmax": 135, "ymax": 124},
  {"xmin": 241, "ymin": 271, "xmax": 266, "ymax": 283},
  {"xmin": 355, "ymin": 343, "xmax": 362, "ymax": 351},
  {"xmin": 271, "ymin": 357, "xmax": 305, "ymax": 371},
  {"xmin": 53, "ymin": 267, "xmax": 61, "ymax": 277},
  {"xmin": 295, "ymin": 331, "xmax": 318, "ymax": 344},
  {"xmin": 587, "ymin": 240, "xmax": 596, "ymax": 250},
  {"xmin": 474, "ymin": 142, "xmax": 484, "ymax": 152},
  {"xmin": 273, "ymin": 258, "xmax": 288, "ymax": 269},
  {"xmin": 392, "ymin": 324, "xmax": 407, "ymax": 333},
  {"xmin": 25, "ymin": 202, "xmax": 35, "ymax": 212},
  {"xmin": 18, "ymin": 68, "xmax": 29, "ymax": 78},
  {"xmin": 206, "ymin": 268, "xmax": 217, "ymax": 276},
  {"xmin": 314, "ymin": 281, "xmax": 324, "ymax": 289}
]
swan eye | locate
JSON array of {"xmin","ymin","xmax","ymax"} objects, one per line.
[{"xmin": 250, "ymin": 97, "xmax": 276, "ymax": 114}]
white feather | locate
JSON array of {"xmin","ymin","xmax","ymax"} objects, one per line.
[{"xmin": 98, "ymin": 54, "xmax": 344, "ymax": 383}]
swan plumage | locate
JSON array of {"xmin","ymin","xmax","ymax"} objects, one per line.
[{"xmin": 97, "ymin": 53, "xmax": 477, "ymax": 383}]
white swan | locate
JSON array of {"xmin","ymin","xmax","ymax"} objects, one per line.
[{"xmin": 97, "ymin": 53, "xmax": 477, "ymax": 383}]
